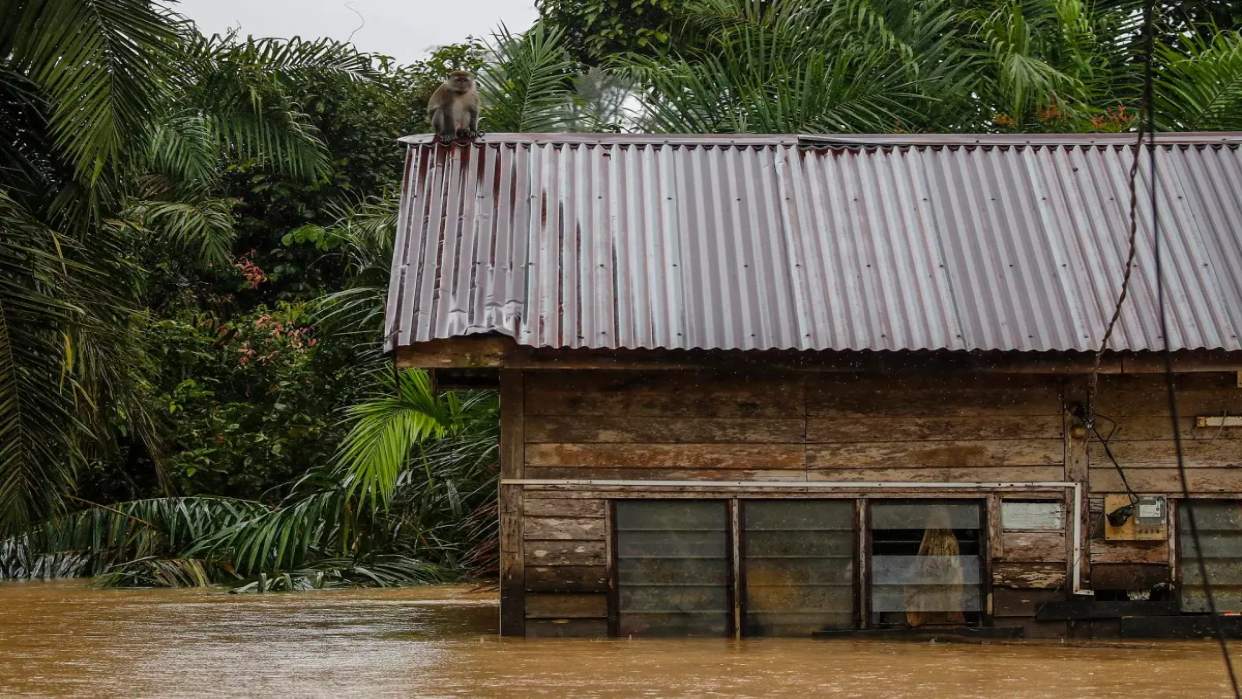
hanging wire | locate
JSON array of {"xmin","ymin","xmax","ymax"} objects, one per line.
[
  {"xmin": 1086, "ymin": 414, "xmax": 1138, "ymax": 506},
  {"xmin": 1085, "ymin": 1, "xmax": 1158, "ymax": 562},
  {"xmin": 1088, "ymin": 6, "xmax": 1150, "ymax": 421},
  {"xmin": 1086, "ymin": 3, "xmax": 1237, "ymax": 686},
  {"xmin": 1097, "ymin": 126, "xmax": 1142, "ymax": 377},
  {"xmin": 1139, "ymin": 0, "xmax": 1239, "ymax": 691},
  {"xmin": 1086, "ymin": 15, "xmax": 1149, "ymax": 466}
]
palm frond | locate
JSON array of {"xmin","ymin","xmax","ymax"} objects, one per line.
[
  {"xmin": 333, "ymin": 369, "xmax": 457, "ymax": 512},
  {"xmin": 96, "ymin": 556, "xmax": 213, "ymax": 587},
  {"xmin": 145, "ymin": 113, "xmax": 219, "ymax": 187},
  {"xmin": 183, "ymin": 32, "xmax": 377, "ymax": 88},
  {"xmin": 0, "ymin": 191, "xmax": 82, "ymax": 535},
  {"xmin": 1156, "ymin": 30, "xmax": 1242, "ymax": 130},
  {"xmin": 7, "ymin": 0, "xmax": 179, "ymax": 183},
  {"xmin": 478, "ymin": 23, "xmax": 579, "ymax": 133},
  {"xmin": 124, "ymin": 197, "xmax": 238, "ymax": 267},
  {"xmin": 308, "ymin": 190, "xmax": 400, "ymax": 345},
  {"xmin": 210, "ymin": 109, "xmax": 331, "ymax": 181},
  {"xmin": 0, "ymin": 495, "xmax": 267, "ymax": 578},
  {"xmin": 192, "ymin": 489, "xmax": 347, "ymax": 575},
  {"xmin": 623, "ymin": 1, "xmax": 932, "ymax": 134}
]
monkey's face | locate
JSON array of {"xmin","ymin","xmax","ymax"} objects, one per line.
[{"xmin": 448, "ymin": 72, "xmax": 474, "ymax": 92}]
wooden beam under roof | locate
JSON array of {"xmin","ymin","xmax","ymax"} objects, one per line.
[{"xmin": 395, "ymin": 336, "xmax": 1242, "ymax": 376}]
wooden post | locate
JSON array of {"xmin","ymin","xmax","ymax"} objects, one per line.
[
  {"xmin": 499, "ymin": 370, "xmax": 525, "ymax": 636},
  {"xmin": 731, "ymin": 499, "xmax": 742, "ymax": 639},
  {"xmin": 987, "ymin": 493, "xmax": 1004, "ymax": 561},
  {"xmin": 856, "ymin": 498, "xmax": 868, "ymax": 629},
  {"xmin": 1063, "ymin": 378, "xmax": 1090, "ymax": 588}
]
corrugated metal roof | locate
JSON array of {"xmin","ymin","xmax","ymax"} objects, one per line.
[{"xmin": 384, "ymin": 133, "xmax": 1242, "ymax": 354}]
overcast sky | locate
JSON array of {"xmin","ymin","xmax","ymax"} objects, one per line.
[{"xmin": 175, "ymin": 0, "xmax": 539, "ymax": 64}]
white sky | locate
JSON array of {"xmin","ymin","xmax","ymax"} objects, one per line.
[{"xmin": 174, "ymin": 0, "xmax": 539, "ymax": 65}]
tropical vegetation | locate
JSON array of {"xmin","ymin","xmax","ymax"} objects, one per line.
[{"xmin": 2, "ymin": 0, "xmax": 1242, "ymax": 590}]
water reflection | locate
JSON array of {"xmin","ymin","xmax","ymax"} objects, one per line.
[{"xmin": 0, "ymin": 581, "xmax": 1235, "ymax": 697}]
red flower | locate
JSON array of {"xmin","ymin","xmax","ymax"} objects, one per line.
[{"xmin": 234, "ymin": 258, "xmax": 267, "ymax": 289}]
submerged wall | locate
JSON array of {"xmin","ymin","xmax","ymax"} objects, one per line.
[{"xmin": 496, "ymin": 368, "xmax": 1242, "ymax": 638}]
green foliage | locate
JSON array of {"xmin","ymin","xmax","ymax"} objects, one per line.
[
  {"xmin": 0, "ymin": 495, "xmax": 267, "ymax": 579},
  {"xmin": 124, "ymin": 197, "xmax": 239, "ymax": 267},
  {"xmin": 0, "ymin": 192, "xmax": 84, "ymax": 533},
  {"xmin": 478, "ymin": 24, "xmax": 580, "ymax": 133},
  {"xmin": 1156, "ymin": 30, "xmax": 1242, "ymax": 130},
  {"xmin": 336, "ymin": 370, "xmax": 457, "ymax": 510},
  {"xmin": 0, "ymin": 0, "xmax": 391, "ymax": 535},
  {"xmin": 531, "ymin": 0, "xmax": 1242, "ymax": 134},
  {"xmin": 536, "ymin": 0, "xmax": 676, "ymax": 64},
  {"xmin": 148, "ymin": 303, "xmax": 357, "ymax": 500},
  {"xmin": 2, "ymin": 369, "xmax": 497, "ymax": 589},
  {"xmin": 5, "ymin": 0, "xmax": 1242, "ymax": 592},
  {"xmin": 1, "ymin": 0, "xmax": 179, "ymax": 183},
  {"xmin": 619, "ymin": 0, "xmax": 950, "ymax": 132}
]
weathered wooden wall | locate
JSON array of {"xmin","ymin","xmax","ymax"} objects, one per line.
[
  {"xmin": 522, "ymin": 493, "xmax": 610, "ymax": 637},
  {"xmin": 498, "ymin": 368, "xmax": 1242, "ymax": 637},
  {"xmin": 1086, "ymin": 373, "xmax": 1242, "ymax": 594},
  {"xmin": 524, "ymin": 370, "xmax": 1066, "ymax": 481}
]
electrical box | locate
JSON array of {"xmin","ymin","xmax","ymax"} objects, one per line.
[{"xmin": 1104, "ymin": 494, "xmax": 1167, "ymax": 541}]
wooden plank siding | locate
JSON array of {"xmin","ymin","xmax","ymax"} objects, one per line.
[
  {"xmin": 1090, "ymin": 374, "xmax": 1242, "ymax": 491},
  {"xmin": 1084, "ymin": 373, "xmax": 1240, "ymax": 594},
  {"xmin": 518, "ymin": 369, "xmax": 1073, "ymax": 634},
  {"xmin": 521, "ymin": 491, "xmax": 610, "ymax": 635},
  {"xmin": 508, "ymin": 369, "xmax": 1241, "ymax": 635},
  {"xmin": 521, "ymin": 370, "xmax": 1069, "ymax": 483},
  {"xmin": 498, "ymin": 370, "xmax": 525, "ymax": 636}
]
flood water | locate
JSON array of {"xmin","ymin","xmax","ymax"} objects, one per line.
[{"xmin": 0, "ymin": 581, "xmax": 1237, "ymax": 697}]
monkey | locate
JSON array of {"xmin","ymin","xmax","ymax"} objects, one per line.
[{"xmin": 426, "ymin": 70, "xmax": 479, "ymax": 144}]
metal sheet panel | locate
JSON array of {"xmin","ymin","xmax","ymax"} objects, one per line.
[
  {"xmin": 1179, "ymin": 500, "xmax": 1242, "ymax": 613},
  {"xmin": 616, "ymin": 500, "xmax": 730, "ymax": 637},
  {"xmin": 1001, "ymin": 501, "xmax": 1065, "ymax": 531},
  {"xmin": 385, "ymin": 134, "xmax": 1242, "ymax": 354},
  {"xmin": 742, "ymin": 500, "xmax": 854, "ymax": 636}
]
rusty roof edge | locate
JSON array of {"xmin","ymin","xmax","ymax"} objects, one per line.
[
  {"xmin": 398, "ymin": 132, "xmax": 1242, "ymax": 147},
  {"xmin": 397, "ymin": 133, "xmax": 800, "ymax": 146},
  {"xmin": 797, "ymin": 131, "xmax": 1242, "ymax": 145}
]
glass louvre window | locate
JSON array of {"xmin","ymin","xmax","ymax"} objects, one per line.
[
  {"xmin": 869, "ymin": 501, "xmax": 984, "ymax": 627},
  {"xmin": 742, "ymin": 500, "xmax": 855, "ymax": 636},
  {"xmin": 1179, "ymin": 500, "xmax": 1242, "ymax": 613},
  {"xmin": 615, "ymin": 501, "xmax": 731, "ymax": 637}
]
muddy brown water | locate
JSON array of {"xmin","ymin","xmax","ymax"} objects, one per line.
[{"xmin": 0, "ymin": 581, "xmax": 1236, "ymax": 697}]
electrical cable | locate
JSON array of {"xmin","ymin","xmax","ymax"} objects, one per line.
[
  {"xmin": 1088, "ymin": 40, "xmax": 1148, "ymax": 423},
  {"xmin": 1088, "ymin": 421, "xmax": 1137, "ymax": 506},
  {"xmin": 1085, "ymin": 16, "xmax": 1149, "ymax": 523},
  {"xmin": 1091, "ymin": 125, "xmax": 1145, "ymax": 375},
  {"xmin": 1140, "ymin": 0, "xmax": 1239, "ymax": 691},
  {"xmin": 1085, "ymin": 3, "xmax": 1237, "ymax": 685}
]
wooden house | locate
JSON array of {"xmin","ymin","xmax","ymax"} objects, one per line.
[{"xmin": 386, "ymin": 133, "xmax": 1242, "ymax": 639}]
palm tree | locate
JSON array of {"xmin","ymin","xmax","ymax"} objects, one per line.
[
  {"xmin": 618, "ymin": 0, "xmax": 970, "ymax": 133},
  {"xmin": 608, "ymin": 0, "xmax": 1242, "ymax": 134},
  {"xmin": 0, "ymin": 0, "xmax": 373, "ymax": 535},
  {"xmin": 1, "ymin": 366, "xmax": 495, "ymax": 588}
]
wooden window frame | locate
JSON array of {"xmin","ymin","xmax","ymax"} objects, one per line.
[
  {"xmin": 864, "ymin": 498, "xmax": 992, "ymax": 629},
  {"xmin": 607, "ymin": 495, "xmax": 997, "ymax": 636}
]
